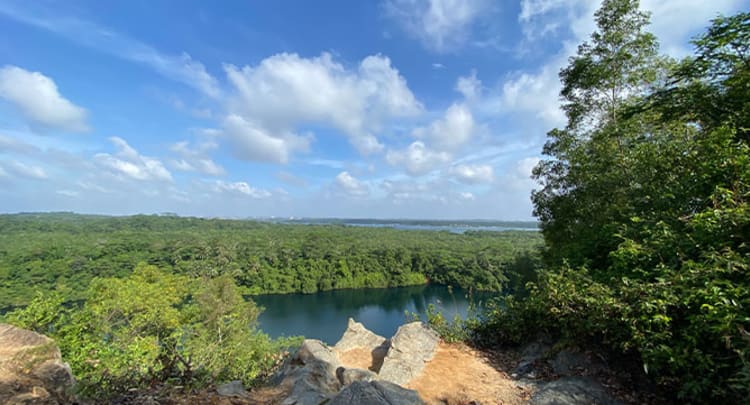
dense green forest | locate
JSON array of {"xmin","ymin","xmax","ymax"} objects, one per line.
[
  {"xmin": 479, "ymin": 2, "xmax": 750, "ymax": 402},
  {"xmin": 0, "ymin": 212, "xmax": 541, "ymax": 310}
]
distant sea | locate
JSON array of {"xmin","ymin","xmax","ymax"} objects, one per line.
[{"xmin": 265, "ymin": 218, "xmax": 539, "ymax": 234}]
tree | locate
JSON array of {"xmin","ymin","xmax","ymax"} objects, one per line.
[{"xmin": 533, "ymin": 0, "xmax": 663, "ymax": 270}]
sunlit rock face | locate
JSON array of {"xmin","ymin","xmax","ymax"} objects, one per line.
[{"xmin": 0, "ymin": 323, "xmax": 76, "ymax": 404}]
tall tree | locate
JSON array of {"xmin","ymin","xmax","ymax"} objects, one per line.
[{"xmin": 533, "ymin": 0, "xmax": 662, "ymax": 269}]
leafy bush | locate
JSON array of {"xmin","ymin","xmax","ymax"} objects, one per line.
[{"xmin": 4, "ymin": 263, "xmax": 300, "ymax": 398}]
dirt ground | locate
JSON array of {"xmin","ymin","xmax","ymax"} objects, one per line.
[{"xmin": 338, "ymin": 342, "xmax": 530, "ymax": 405}]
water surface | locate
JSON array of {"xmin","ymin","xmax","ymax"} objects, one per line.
[{"xmin": 254, "ymin": 284, "xmax": 492, "ymax": 344}]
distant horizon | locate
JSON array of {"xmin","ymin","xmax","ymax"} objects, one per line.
[{"xmin": 0, "ymin": 211, "xmax": 539, "ymax": 223}]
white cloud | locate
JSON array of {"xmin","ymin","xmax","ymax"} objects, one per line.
[
  {"xmin": 459, "ymin": 191, "xmax": 475, "ymax": 200},
  {"xmin": 412, "ymin": 103, "xmax": 475, "ymax": 151},
  {"xmin": 1, "ymin": 160, "xmax": 48, "ymax": 180},
  {"xmin": 386, "ymin": 141, "xmax": 451, "ymax": 176},
  {"xmin": 496, "ymin": 0, "xmax": 744, "ymax": 132},
  {"xmin": 94, "ymin": 137, "xmax": 172, "ymax": 182},
  {"xmin": 213, "ymin": 180, "xmax": 271, "ymax": 198},
  {"xmin": 0, "ymin": 66, "xmax": 88, "ymax": 132},
  {"xmin": 0, "ymin": 4, "xmax": 220, "ymax": 98},
  {"xmin": 223, "ymin": 52, "xmax": 421, "ymax": 159},
  {"xmin": 222, "ymin": 114, "xmax": 310, "ymax": 164},
  {"xmin": 335, "ymin": 171, "xmax": 370, "ymax": 197},
  {"xmin": 456, "ymin": 71, "xmax": 482, "ymax": 100},
  {"xmin": 494, "ymin": 62, "xmax": 567, "ymax": 127},
  {"xmin": 56, "ymin": 189, "xmax": 79, "ymax": 197},
  {"xmin": 641, "ymin": 0, "xmax": 745, "ymax": 57},
  {"xmin": 169, "ymin": 140, "xmax": 225, "ymax": 176},
  {"xmin": 384, "ymin": 0, "xmax": 490, "ymax": 52},
  {"xmin": 449, "ymin": 164, "xmax": 494, "ymax": 183}
]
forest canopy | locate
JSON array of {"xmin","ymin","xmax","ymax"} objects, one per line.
[{"xmin": 0, "ymin": 213, "xmax": 541, "ymax": 310}]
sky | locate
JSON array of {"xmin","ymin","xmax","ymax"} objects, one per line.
[{"xmin": 0, "ymin": 0, "xmax": 745, "ymax": 220}]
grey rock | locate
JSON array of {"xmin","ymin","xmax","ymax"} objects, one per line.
[
  {"xmin": 329, "ymin": 380, "xmax": 424, "ymax": 405},
  {"xmin": 551, "ymin": 349, "xmax": 605, "ymax": 377},
  {"xmin": 216, "ymin": 380, "xmax": 249, "ymax": 398},
  {"xmin": 0, "ymin": 324, "xmax": 75, "ymax": 404},
  {"xmin": 276, "ymin": 339, "xmax": 342, "ymax": 405},
  {"xmin": 334, "ymin": 318, "xmax": 388, "ymax": 353},
  {"xmin": 378, "ymin": 322, "xmax": 440, "ymax": 385},
  {"xmin": 512, "ymin": 341, "xmax": 551, "ymax": 378},
  {"xmin": 297, "ymin": 339, "xmax": 341, "ymax": 368},
  {"xmin": 530, "ymin": 377, "xmax": 623, "ymax": 405},
  {"xmin": 334, "ymin": 318, "xmax": 391, "ymax": 372},
  {"xmin": 336, "ymin": 366, "xmax": 378, "ymax": 385}
]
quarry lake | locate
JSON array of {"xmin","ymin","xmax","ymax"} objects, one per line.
[{"xmin": 254, "ymin": 284, "xmax": 492, "ymax": 344}]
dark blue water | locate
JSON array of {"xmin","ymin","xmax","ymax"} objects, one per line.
[{"xmin": 253, "ymin": 284, "xmax": 493, "ymax": 344}]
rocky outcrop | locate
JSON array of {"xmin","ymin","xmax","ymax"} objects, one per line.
[
  {"xmin": 378, "ymin": 322, "xmax": 440, "ymax": 385},
  {"xmin": 511, "ymin": 340, "xmax": 625, "ymax": 405},
  {"xmin": 0, "ymin": 324, "xmax": 75, "ymax": 404},
  {"xmin": 334, "ymin": 318, "xmax": 391, "ymax": 372},
  {"xmin": 275, "ymin": 339, "xmax": 343, "ymax": 405},
  {"xmin": 329, "ymin": 380, "xmax": 424, "ymax": 405},
  {"xmin": 274, "ymin": 321, "xmax": 429, "ymax": 404},
  {"xmin": 530, "ymin": 377, "xmax": 624, "ymax": 405}
]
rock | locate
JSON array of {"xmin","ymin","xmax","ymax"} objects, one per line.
[
  {"xmin": 378, "ymin": 322, "xmax": 440, "ymax": 385},
  {"xmin": 0, "ymin": 324, "xmax": 75, "ymax": 404},
  {"xmin": 297, "ymin": 339, "xmax": 341, "ymax": 368},
  {"xmin": 335, "ymin": 318, "xmax": 389, "ymax": 353},
  {"xmin": 328, "ymin": 380, "xmax": 424, "ymax": 405},
  {"xmin": 551, "ymin": 349, "xmax": 605, "ymax": 377},
  {"xmin": 334, "ymin": 318, "xmax": 391, "ymax": 372},
  {"xmin": 336, "ymin": 366, "xmax": 377, "ymax": 385},
  {"xmin": 530, "ymin": 376, "xmax": 623, "ymax": 405},
  {"xmin": 276, "ymin": 339, "xmax": 342, "ymax": 405},
  {"xmin": 512, "ymin": 341, "xmax": 551, "ymax": 379},
  {"xmin": 216, "ymin": 380, "xmax": 249, "ymax": 398}
]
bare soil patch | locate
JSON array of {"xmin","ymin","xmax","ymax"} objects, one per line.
[{"xmin": 404, "ymin": 342, "xmax": 530, "ymax": 405}]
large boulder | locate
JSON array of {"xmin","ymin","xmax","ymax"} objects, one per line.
[
  {"xmin": 328, "ymin": 380, "xmax": 424, "ymax": 405},
  {"xmin": 0, "ymin": 324, "xmax": 75, "ymax": 404},
  {"xmin": 530, "ymin": 377, "xmax": 623, "ymax": 405},
  {"xmin": 378, "ymin": 322, "xmax": 440, "ymax": 385},
  {"xmin": 334, "ymin": 318, "xmax": 390, "ymax": 372},
  {"xmin": 334, "ymin": 318, "xmax": 389, "ymax": 353},
  {"xmin": 276, "ymin": 339, "xmax": 343, "ymax": 405}
]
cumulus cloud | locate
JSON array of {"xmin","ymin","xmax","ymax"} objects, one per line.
[
  {"xmin": 223, "ymin": 52, "xmax": 421, "ymax": 161},
  {"xmin": 213, "ymin": 180, "xmax": 271, "ymax": 198},
  {"xmin": 169, "ymin": 140, "xmax": 225, "ymax": 176},
  {"xmin": 386, "ymin": 141, "xmax": 451, "ymax": 176},
  {"xmin": 386, "ymin": 102, "xmax": 476, "ymax": 176},
  {"xmin": 493, "ymin": 0, "xmax": 744, "ymax": 132},
  {"xmin": 94, "ymin": 137, "xmax": 172, "ymax": 182},
  {"xmin": 456, "ymin": 71, "xmax": 482, "ymax": 100},
  {"xmin": 413, "ymin": 103, "xmax": 475, "ymax": 151},
  {"xmin": 384, "ymin": 0, "xmax": 490, "ymax": 52},
  {"xmin": 0, "ymin": 66, "xmax": 89, "ymax": 132},
  {"xmin": 222, "ymin": 114, "xmax": 310, "ymax": 164},
  {"xmin": 449, "ymin": 163, "xmax": 494, "ymax": 184},
  {"xmin": 335, "ymin": 171, "xmax": 370, "ymax": 197}
]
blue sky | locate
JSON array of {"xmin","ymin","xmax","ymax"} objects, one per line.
[{"xmin": 0, "ymin": 0, "xmax": 745, "ymax": 219}]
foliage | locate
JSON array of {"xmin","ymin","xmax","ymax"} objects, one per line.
[
  {"xmin": 0, "ymin": 214, "xmax": 541, "ymax": 310},
  {"xmin": 3, "ymin": 264, "xmax": 300, "ymax": 398},
  {"xmin": 480, "ymin": 2, "xmax": 750, "ymax": 401},
  {"xmin": 406, "ymin": 287, "xmax": 483, "ymax": 343}
]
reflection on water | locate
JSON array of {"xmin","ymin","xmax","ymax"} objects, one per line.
[{"xmin": 253, "ymin": 284, "xmax": 493, "ymax": 344}]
